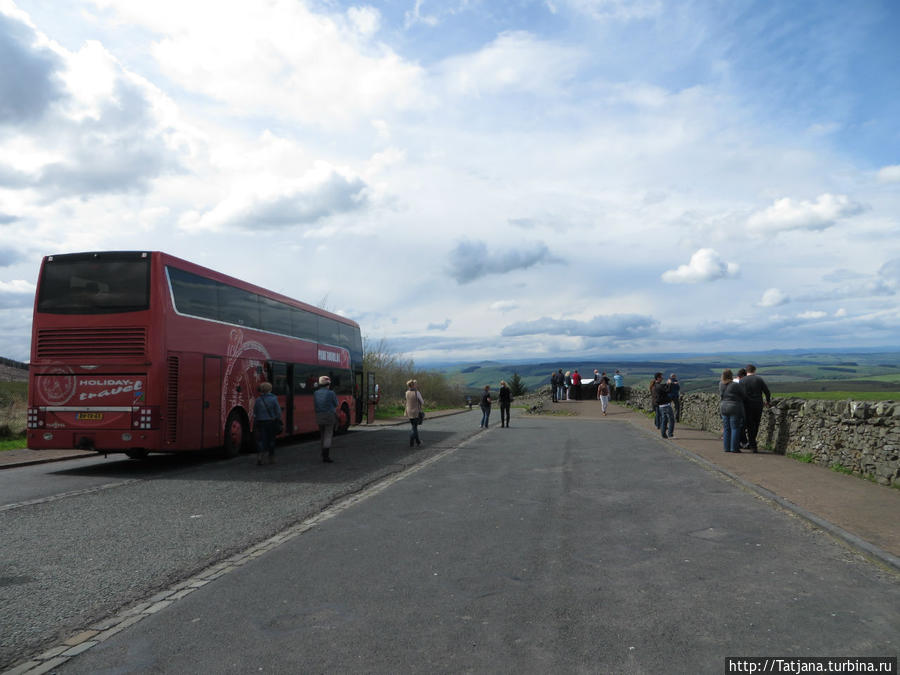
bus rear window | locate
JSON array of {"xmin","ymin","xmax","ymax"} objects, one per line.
[{"xmin": 37, "ymin": 253, "xmax": 151, "ymax": 314}]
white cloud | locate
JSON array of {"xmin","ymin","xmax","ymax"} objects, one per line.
[
  {"xmin": 0, "ymin": 279, "xmax": 35, "ymax": 293},
  {"xmin": 490, "ymin": 300, "xmax": 519, "ymax": 313},
  {"xmin": 501, "ymin": 313, "xmax": 659, "ymax": 339},
  {"xmin": 797, "ymin": 310, "xmax": 827, "ymax": 320},
  {"xmin": 661, "ymin": 248, "xmax": 739, "ymax": 284},
  {"xmin": 746, "ymin": 193, "xmax": 865, "ymax": 235},
  {"xmin": 440, "ymin": 31, "xmax": 582, "ymax": 97},
  {"xmin": 179, "ymin": 168, "xmax": 368, "ymax": 232},
  {"xmin": 876, "ymin": 165, "xmax": 900, "ymax": 183},
  {"xmin": 94, "ymin": 1, "xmax": 427, "ymax": 127},
  {"xmin": 834, "ymin": 308, "xmax": 847, "ymax": 317},
  {"xmin": 758, "ymin": 288, "xmax": 789, "ymax": 307},
  {"xmin": 0, "ymin": 279, "xmax": 36, "ymax": 309},
  {"xmin": 404, "ymin": 0, "xmax": 440, "ymax": 28},
  {"xmin": 547, "ymin": 0, "xmax": 663, "ymax": 21}
]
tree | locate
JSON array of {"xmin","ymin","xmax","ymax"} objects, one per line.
[{"xmin": 510, "ymin": 372, "xmax": 527, "ymax": 397}]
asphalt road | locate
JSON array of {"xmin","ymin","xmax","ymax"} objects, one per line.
[
  {"xmin": 0, "ymin": 412, "xmax": 479, "ymax": 670},
  {"xmin": 7, "ymin": 415, "xmax": 900, "ymax": 673},
  {"xmin": 3, "ymin": 409, "xmax": 899, "ymax": 673}
]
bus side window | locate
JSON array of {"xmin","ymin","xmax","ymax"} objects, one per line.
[
  {"xmin": 270, "ymin": 361, "xmax": 288, "ymax": 395},
  {"xmin": 293, "ymin": 365, "xmax": 317, "ymax": 394}
]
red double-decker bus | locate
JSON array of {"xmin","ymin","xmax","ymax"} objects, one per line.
[{"xmin": 27, "ymin": 251, "xmax": 364, "ymax": 458}]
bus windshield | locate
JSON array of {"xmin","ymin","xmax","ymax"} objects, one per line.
[{"xmin": 37, "ymin": 252, "xmax": 151, "ymax": 314}]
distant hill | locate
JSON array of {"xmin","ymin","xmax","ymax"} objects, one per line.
[
  {"xmin": 0, "ymin": 357, "xmax": 28, "ymax": 382},
  {"xmin": 434, "ymin": 351, "xmax": 900, "ymax": 395}
]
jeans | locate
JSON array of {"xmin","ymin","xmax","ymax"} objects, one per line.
[
  {"xmin": 480, "ymin": 407, "xmax": 491, "ymax": 427},
  {"xmin": 557, "ymin": 386, "xmax": 565, "ymax": 400},
  {"xmin": 255, "ymin": 420, "xmax": 276, "ymax": 457},
  {"xmin": 653, "ymin": 405, "xmax": 660, "ymax": 429},
  {"xmin": 722, "ymin": 414, "xmax": 744, "ymax": 452},
  {"xmin": 409, "ymin": 418, "xmax": 421, "ymax": 445},
  {"xmin": 660, "ymin": 403, "xmax": 675, "ymax": 437}
]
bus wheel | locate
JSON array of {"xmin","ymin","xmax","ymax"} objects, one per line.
[
  {"xmin": 337, "ymin": 403, "xmax": 351, "ymax": 434},
  {"xmin": 223, "ymin": 411, "xmax": 248, "ymax": 457},
  {"xmin": 125, "ymin": 449, "xmax": 149, "ymax": 460}
]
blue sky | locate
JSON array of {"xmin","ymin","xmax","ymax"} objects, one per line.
[{"xmin": 1, "ymin": 0, "xmax": 899, "ymax": 363}]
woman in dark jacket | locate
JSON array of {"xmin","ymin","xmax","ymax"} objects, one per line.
[
  {"xmin": 479, "ymin": 385, "xmax": 492, "ymax": 428},
  {"xmin": 498, "ymin": 380, "xmax": 512, "ymax": 428},
  {"xmin": 719, "ymin": 369, "xmax": 749, "ymax": 453}
]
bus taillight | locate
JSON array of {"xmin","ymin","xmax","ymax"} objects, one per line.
[
  {"xmin": 27, "ymin": 407, "xmax": 45, "ymax": 429},
  {"xmin": 131, "ymin": 407, "xmax": 159, "ymax": 430}
]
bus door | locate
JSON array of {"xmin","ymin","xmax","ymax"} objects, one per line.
[
  {"xmin": 284, "ymin": 363, "xmax": 294, "ymax": 435},
  {"xmin": 268, "ymin": 361, "xmax": 290, "ymax": 436},
  {"xmin": 202, "ymin": 356, "xmax": 222, "ymax": 447}
]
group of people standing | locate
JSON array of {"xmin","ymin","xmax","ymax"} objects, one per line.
[
  {"xmin": 476, "ymin": 381, "xmax": 512, "ymax": 428},
  {"xmin": 550, "ymin": 368, "xmax": 626, "ymax": 402},
  {"xmin": 253, "ymin": 375, "xmax": 339, "ymax": 465},
  {"xmin": 719, "ymin": 365, "xmax": 771, "ymax": 453}
]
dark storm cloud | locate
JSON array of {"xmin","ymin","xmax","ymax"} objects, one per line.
[
  {"xmin": 501, "ymin": 313, "xmax": 659, "ymax": 339},
  {"xmin": 447, "ymin": 239, "xmax": 560, "ymax": 284},
  {"xmin": 234, "ymin": 172, "xmax": 368, "ymax": 229},
  {"xmin": 0, "ymin": 12, "xmax": 65, "ymax": 126}
]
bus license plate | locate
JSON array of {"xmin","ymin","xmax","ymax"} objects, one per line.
[{"xmin": 76, "ymin": 412, "xmax": 103, "ymax": 420}]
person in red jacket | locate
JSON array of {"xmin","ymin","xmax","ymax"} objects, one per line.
[{"xmin": 572, "ymin": 370, "xmax": 582, "ymax": 400}]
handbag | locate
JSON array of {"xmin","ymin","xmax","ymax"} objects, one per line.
[{"xmin": 417, "ymin": 411, "xmax": 425, "ymax": 424}]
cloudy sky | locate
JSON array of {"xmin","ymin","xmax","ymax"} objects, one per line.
[{"xmin": 1, "ymin": 0, "xmax": 899, "ymax": 364}]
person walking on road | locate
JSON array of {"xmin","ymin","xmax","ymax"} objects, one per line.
[
  {"xmin": 741, "ymin": 364, "xmax": 771, "ymax": 452},
  {"xmin": 719, "ymin": 369, "xmax": 749, "ymax": 453},
  {"xmin": 314, "ymin": 375, "xmax": 339, "ymax": 462},
  {"xmin": 253, "ymin": 381, "xmax": 282, "ymax": 465},
  {"xmin": 405, "ymin": 379, "xmax": 424, "ymax": 448},
  {"xmin": 596, "ymin": 376, "xmax": 610, "ymax": 415},
  {"xmin": 499, "ymin": 380, "xmax": 512, "ymax": 427},
  {"xmin": 480, "ymin": 385, "xmax": 492, "ymax": 428}
]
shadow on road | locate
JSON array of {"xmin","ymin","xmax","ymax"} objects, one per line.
[{"xmin": 49, "ymin": 428, "xmax": 464, "ymax": 486}]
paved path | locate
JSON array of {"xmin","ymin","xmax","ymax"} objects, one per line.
[
  {"xmin": 3, "ymin": 402, "xmax": 898, "ymax": 570},
  {"xmin": 15, "ymin": 406, "xmax": 899, "ymax": 674}
]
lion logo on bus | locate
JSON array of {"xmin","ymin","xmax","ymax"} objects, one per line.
[
  {"xmin": 38, "ymin": 366, "xmax": 76, "ymax": 405},
  {"xmin": 223, "ymin": 328, "xmax": 270, "ymax": 426}
]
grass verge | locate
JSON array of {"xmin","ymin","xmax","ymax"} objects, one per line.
[
  {"xmin": 778, "ymin": 391, "xmax": 900, "ymax": 401},
  {"xmin": 0, "ymin": 434, "xmax": 27, "ymax": 452}
]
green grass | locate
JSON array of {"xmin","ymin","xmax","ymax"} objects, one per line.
[
  {"xmin": 777, "ymin": 391, "xmax": 900, "ymax": 401},
  {"xmin": 788, "ymin": 451, "xmax": 816, "ymax": 463},
  {"xmin": 0, "ymin": 434, "xmax": 27, "ymax": 451}
]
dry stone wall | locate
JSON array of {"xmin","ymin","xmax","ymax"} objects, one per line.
[{"xmin": 624, "ymin": 387, "xmax": 900, "ymax": 487}]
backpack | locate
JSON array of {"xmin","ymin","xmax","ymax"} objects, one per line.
[{"xmin": 598, "ymin": 381, "xmax": 609, "ymax": 396}]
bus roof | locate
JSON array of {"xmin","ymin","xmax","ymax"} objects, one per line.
[{"xmin": 43, "ymin": 251, "xmax": 360, "ymax": 329}]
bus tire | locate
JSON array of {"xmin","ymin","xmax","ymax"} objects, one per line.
[
  {"xmin": 223, "ymin": 410, "xmax": 248, "ymax": 458},
  {"xmin": 125, "ymin": 449, "xmax": 149, "ymax": 460},
  {"xmin": 336, "ymin": 403, "xmax": 351, "ymax": 434}
]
